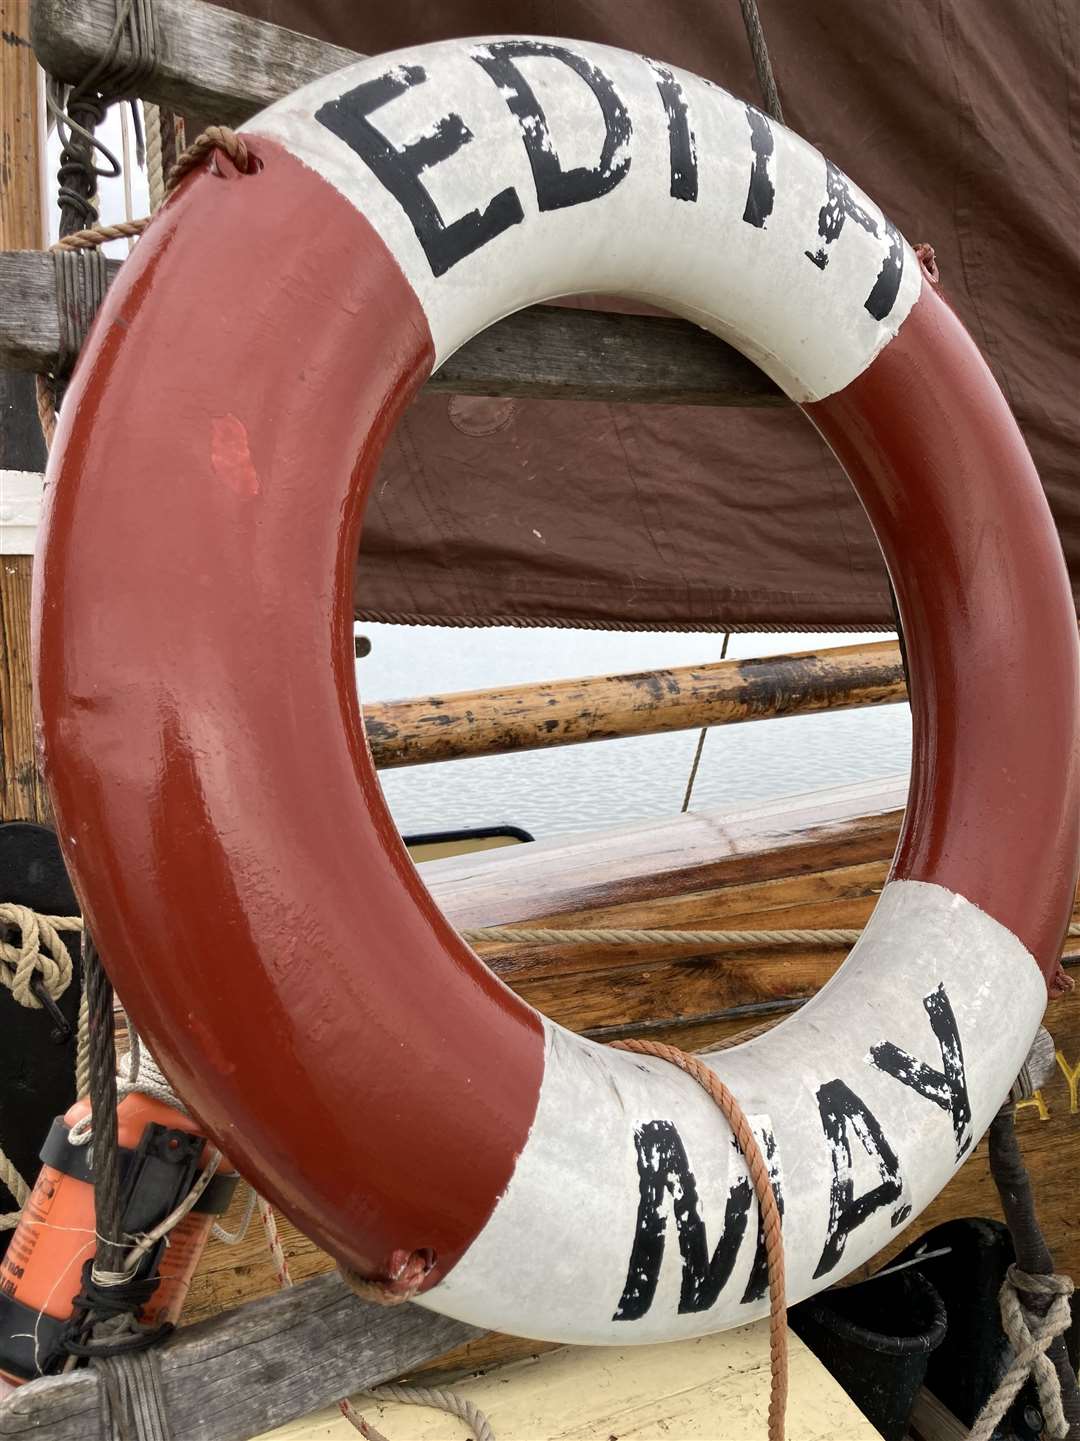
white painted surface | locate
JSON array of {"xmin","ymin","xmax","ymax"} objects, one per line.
[
  {"xmin": 248, "ymin": 38, "xmax": 919, "ymax": 401},
  {"xmin": 422, "ymin": 880, "xmax": 1044, "ymax": 1344},
  {"xmin": 0, "ymin": 471, "xmax": 45, "ymax": 555},
  {"xmin": 261, "ymin": 1322, "xmax": 881, "ymax": 1440}
]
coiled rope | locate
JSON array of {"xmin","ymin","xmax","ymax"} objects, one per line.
[{"xmin": 0, "ymin": 903, "xmax": 88, "ymax": 1227}]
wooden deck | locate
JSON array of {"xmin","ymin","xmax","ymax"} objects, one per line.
[{"xmin": 260, "ymin": 1320, "xmax": 880, "ymax": 1441}]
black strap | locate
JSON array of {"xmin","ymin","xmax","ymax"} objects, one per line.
[{"xmin": 40, "ymin": 1117, "xmax": 239, "ymax": 1215}]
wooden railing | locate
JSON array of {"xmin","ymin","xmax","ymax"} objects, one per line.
[{"xmin": 364, "ymin": 640, "xmax": 906, "ymax": 768}]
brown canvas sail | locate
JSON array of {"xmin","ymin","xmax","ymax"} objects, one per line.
[{"xmin": 217, "ymin": 0, "xmax": 1080, "ymax": 631}]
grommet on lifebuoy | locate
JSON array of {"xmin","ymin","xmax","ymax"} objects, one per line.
[{"xmin": 34, "ymin": 38, "xmax": 1079, "ymax": 1345}]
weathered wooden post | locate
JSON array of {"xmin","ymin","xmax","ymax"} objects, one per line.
[{"xmin": 0, "ymin": 0, "xmax": 49, "ymax": 824}]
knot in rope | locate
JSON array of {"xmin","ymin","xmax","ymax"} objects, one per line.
[
  {"xmin": 968, "ymin": 1265, "xmax": 1075, "ymax": 1441},
  {"xmin": 166, "ymin": 126, "xmax": 252, "ymax": 190},
  {"xmin": 0, "ymin": 902, "xmax": 82, "ymax": 1009},
  {"xmin": 340, "ymin": 1249, "xmax": 434, "ymax": 1307}
]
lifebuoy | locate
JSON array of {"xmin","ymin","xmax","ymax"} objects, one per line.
[{"xmin": 34, "ymin": 39, "xmax": 1079, "ymax": 1345}]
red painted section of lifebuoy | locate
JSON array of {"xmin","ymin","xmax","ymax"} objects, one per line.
[
  {"xmin": 807, "ymin": 275, "xmax": 1080, "ymax": 989},
  {"xmin": 33, "ymin": 138, "xmax": 545, "ymax": 1286}
]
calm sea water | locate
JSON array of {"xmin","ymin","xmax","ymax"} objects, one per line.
[{"xmin": 356, "ymin": 626, "xmax": 912, "ymax": 841}]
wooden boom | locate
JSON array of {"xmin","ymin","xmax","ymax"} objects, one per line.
[
  {"xmin": 0, "ymin": 1272, "xmax": 478, "ymax": 1441},
  {"xmin": 363, "ymin": 640, "xmax": 906, "ymax": 769},
  {"xmin": 0, "ymin": 247, "xmax": 783, "ymax": 406}
]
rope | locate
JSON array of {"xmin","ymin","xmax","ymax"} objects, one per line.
[
  {"xmin": 464, "ymin": 922, "xmax": 1080, "ymax": 949},
  {"xmin": 465, "ymin": 925, "xmax": 863, "ymax": 948},
  {"xmin": 48, "ymin": 0, "xmax": 157, "ymax": 238},
  {"xmin": 967, "ymin": 1267, "xmax": 1076, "ymax": 1441},
  {"xmin": 254, "ymin": 1201, "xmax": 496, "ymax": 1441},
  {"xmin": 53, "ymin": 245, "xmax": 109, "ymax": 376},
  {"xmin": 35, "ymin": 126, "xmax": 252, "ymax": 451},
  {"xmin": 84, "ymin": 932, "xmax": 126, "ymax": 1281},
  {"xmin": 682, "ymin": 632, "xmax": 729, "ymax": 812},
  {"xmin": 166, "ymin": 127, "xmax": 249, "ymax": 190},
  {"xmin": 211, "ymin": 1184, "xmax": 257, "ymax": 1247},
  {"xmin": 0, "ymin": 902, "xmax": 89, "ymax": 1229},
  {"xmin": 355, "ymin": 609, "xmax": 895, "ymax": 634},
  {"xmin": 611, "ymin": 1038, "xmax": 787, "ymax": 1441},
  {"xmin": 0, "ymin": 1142, "xmax": 31, "ymax": 1231},
  {"xmin": 737, "ymin": 0, "xmax": 785, "ymax": 123},
  {"xmin": 366, "ymin": 1384, "xmax": 496, "ymax": 1441},
  {"xmin": 95, "ymin": 1348, "xmax": 173, "ymax": 1441},
  {"xmin": 984, "ymin": 1108, "xmax": 1080, "ymax": 1438},
  {"xmin": 144, "ymin": 102, "xmax": 166, "ymax": 212},
  {"xmin": 0, "ymin": 901, "xmax": 81, "ymax": 1007}
]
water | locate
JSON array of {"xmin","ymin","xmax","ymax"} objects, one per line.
[{"xmin": 357, "ymin": 625, "xmax": 912, "ymax": 841}]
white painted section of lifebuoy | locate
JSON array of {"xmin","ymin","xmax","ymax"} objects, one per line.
[
  {"xmin": 0, "ymin": 471, "xmax": 45, "ymax": 555},
  {"xmin": 420, "ymin": 880, "xmax": 1044, "ymax": 1344},
  {"xmin": 247, "ymin": 38, "xmax": 920, "ymax": 402}
]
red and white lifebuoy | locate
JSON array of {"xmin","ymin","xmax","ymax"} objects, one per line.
[{"xmin": 34, "ymin": 39, "xmax": 1079, "ymax": 1345}]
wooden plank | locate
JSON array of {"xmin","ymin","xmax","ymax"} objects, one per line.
[
  {"xmin": 0, "ymin": 1271, "xmax": 479, "ymax": 1441},
  {"xmin": 259, "ymin": 1323, "xmax": 882, "ymax": 1441},
  {"xmin": 31, "ymin": 0, "xmax": 358, "ymax": 129},
  {"xmin": 429, "ymin": 302, "xmax": 786, "ymax": 407},
  {"xmin": 0, "ymin": 248, "xmax": 784, "ymax": 405},
  {"xmin": 0, "ymin": 250, "xmax": 122, "ymax": 370},
  {"xmin": 1, "ymin": 0, "xmax": 50, "ymax": 825},
  {"xmin": 365, "ymin": 640, "xmax": 905, "ymax": 768}
]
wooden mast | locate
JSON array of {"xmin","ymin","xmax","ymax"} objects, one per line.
[{"xmin": 0, "ymin": 0, "xmax": 49, "ymax": 823}]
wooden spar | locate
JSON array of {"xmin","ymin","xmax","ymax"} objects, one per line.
[
  {"xmin": 364, "ymin": 639, "xmax": 906, "ymax": 769},
  {"xmin": 31, "ymin": 0, "xmax": 359, "ymax": 128},
  {"xmin": 0, "ymin": 249, "xmax": 784, "ymax": 406},
  {"xmin": 0, "ymin": 1271, "xmax": 480, "ymax": 1441},
  {"xmin": 0, "ymin": 0, "xmax": 49, "ymax": 825}
]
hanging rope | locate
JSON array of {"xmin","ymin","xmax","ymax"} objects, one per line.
[
  {"xmin": 682, "ymin": 632, "xmax": 730, "ymax": 812},
  {"xmin": 84, "ymin": 932, "xmax": 125, "ymax": 1281},
  {"xmin": 0, "ymin": 1142, "xmax": 30, "ymax": 1232},
  {"xmin": 48, "ymin": 0, "xmax": 156, "ymax": 239},
  {"xmin": 36, "ymin": 125, "xmax": 253, "ymax": 449},
  {"xmin": 737, "ymin": 0, "xmax": 785, "ymax": 123},
  {"xmin": 971, "ymin": 1108, "xmax": 1080, "ymax": 1440},
  {"xmin": 612, "ymin": 1037, "xmax": 787, "ymax": 1441},
  {"xmin": 968, "ymin": 1267, "xmax": 1076, "ymax": 1441},
  {"xmin": 0, "ymin": 900, "xmax": 90, "ymax": 1180},
  {"xmin": 255, "ymin": 1200, "xmax": 497, "ymax": 1441}
]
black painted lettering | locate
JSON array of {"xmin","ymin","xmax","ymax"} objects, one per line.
[
  {"xmin": 474, "ymin": 41, "xmax": 631, "ymax": 210},
  {"xmin": 650, "ymin": 64, "xmax": 697, "ymax": 202},
  {"xmin": 742, "ymin": 105, "xmax": 774, "ymax": 228},
  {"xmin": 740, "ymin": 1124, "xmax": 784, "ymax": 1304},
  {"xmin": 614, "ymin": 1120, "xmax": 755, "ymax": 1321},
  {"xmin": 869, "ymin": 983, "xmax": 973, "ymax": 1161},
  {"xmin": 813, "ymin": 1079, "xmax": 909, "ymax": 1279},
  {"xmin": 865, "ymin": 219, "xmax": 905, "ymax": 321},
  {"xmin": 804, "ymin": 158, "xmax": 904, "ymax": 319},
  {"xmin": 315, "ymin": 66, "xmax": 524, "ymax": 278}
]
